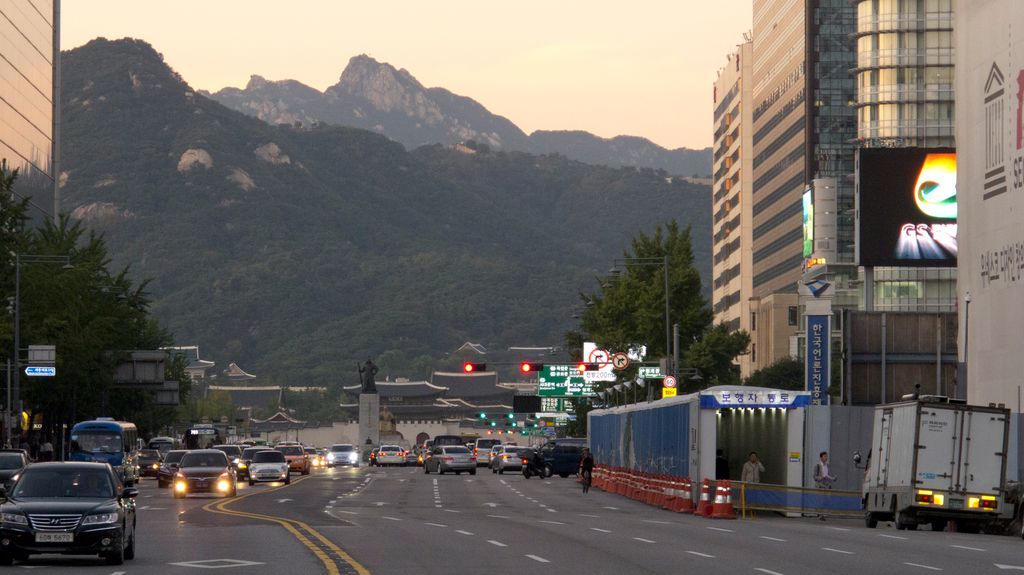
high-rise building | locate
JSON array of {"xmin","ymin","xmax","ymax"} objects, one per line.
[
  {"xmin": 854, "ymin": 0, "xmax": 957, "ymax": 314},
  {"xmin": 712, "ymin": 41, "xmax": 753, "ymax": 338},
  {"xmin": 0, "ymin": 0, "xmax": 59, "ymax": 222}
]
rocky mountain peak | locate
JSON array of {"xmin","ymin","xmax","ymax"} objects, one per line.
[
  {"xmin": 331, "ymin": 54, "xmax": 429, "ymax": 114},
  {"xmin": 245, "ymin": 74, "xmax": 270, "ymax": 90}
]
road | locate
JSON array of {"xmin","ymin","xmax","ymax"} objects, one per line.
[{"xmin": 10, "ymin": 464, "xmax": 1024, "ymax": 573}]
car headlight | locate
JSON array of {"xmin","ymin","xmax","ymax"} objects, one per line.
[
  {"xmin": 1, "ymin": 513, "xmax": 26, "ymax": 525},
  {"xmin": 238, "ymin": 463, "xmax": 247, "ymax": 469},
  {"xmin": 82, "ymin": 513, "xmax": 118, "ymax": 525},
  {"xmin": 232, "ymin": 458, "xmax": 240, "ymax": 465},
  {"xmin": 327, "ymin": 453, "xmax": 335, "ymax": 461}
]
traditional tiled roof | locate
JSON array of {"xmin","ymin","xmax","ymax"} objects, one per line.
[
  {"xmin": 456, "ymin": 342, "xmax": 487, "ymax": 355},
  {"xmin": 252, "ymin": 411, "xmax": 305, "ymax": 424},
  {"xmin": 340, "ymin": 381, "xmax": 448, "ymax": 399},
  {"xmin": 223, "ymin": 362, "xmax": 256, "ymax": 381},
  {"xmin": 162, "ymin": 345, "xmax": 215, "ymax": 368}
]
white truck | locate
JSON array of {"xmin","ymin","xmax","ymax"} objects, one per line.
[{"xmin": 861, "ymin": 397, "xmax": 1012, "ymax": 531}]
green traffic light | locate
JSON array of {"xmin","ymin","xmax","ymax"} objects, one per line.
[
  {"xmin": 507, "ymin": 413, "xmax": 514, "ymax": 419},
  {"xmin": 478, "ymin": 412, "xmax": 486, "ymax": 419},
  {"xmin": 490, "ymin": 421, "xmax": 496, "ymax": 427}
]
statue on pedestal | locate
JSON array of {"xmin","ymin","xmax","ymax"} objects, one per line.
[{"xmin": 359, "ymin": 358, "xmax": 379, "ymax": 394}]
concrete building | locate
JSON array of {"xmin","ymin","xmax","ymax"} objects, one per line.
[
  {"xmin": 854, "ymin": 0, "xmax": 958, "ymax": 315},
  {"xmin": 711, "ymin": 40, "xmax": 753, "ymax": 342},
  {"xmin": 955, "ymin": 0, "xmax": 1024, "ymax": 411},
  {"xmin": 0, "ymin": 0, "xmax": 59, "ymax": 222}
]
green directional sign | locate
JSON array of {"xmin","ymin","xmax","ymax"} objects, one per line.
[
  {"xmin": 638, "ymin": 365, "xmax": 663, "ymax": 379},
  {"xmin": 537, "ymin": 364, "xmax": 596, "ymax": 397}
]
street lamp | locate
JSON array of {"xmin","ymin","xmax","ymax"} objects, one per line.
[
  {"xmin": 11, "ymin": 253, "xmax": 72, "ymax": 445},
  {"xmin": 610, "ymin": 256, "xmax": 672, "ymax": 375}
]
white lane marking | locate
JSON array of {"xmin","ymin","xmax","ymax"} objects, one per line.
[
  {"xmin": 335, "ymin": 510, "xmax": 358, "ymax": 515},
  {"xmin": 754, "ymin": 569, "xmax": 785, "ymax": 575},
  {"xmin": 827, "ymin": 526, "xmax": 850, "ymax": 532},
  {"xmin": 904, "ymin": 563, "xmax": 942, "ymax": 571},
  {"xmin": 603, "ymin": 506, "xmax": 619, "ymax": 510},
  {"xmin": 760, "ymin": 536, "xmax": 786, "ymax": 542},
  {"xmin": 433, "ymin": 479, "xmax": 437, "ymax": 485},
  {"xmin": 634, "ymin": 537, "xmax": 656, "ymax": 543},
  {"xmin": 590, "ymin": 527, "xmax": 612, "ymax": 533},
  {"xmin": 539, "ymin": 520, "xmax": 565, "ymax": 525},
  {"xmin": 487, "ymin": 515, "xmax": 511, "ymax": 519},
  {"xmin": 879, "ymin": 534, "xmax": 908, "ymax": 540},
  {"xmin": 425, "ymin": 522, "xmax": 447, "ymax": 528},
  {"xmin": 951, "ymin": 545, "xmax": 985, "ymax": 551},
  {"xmin": 435, "ymin": 505, "xmax": 442, "ymax": 508},
  {"xmin": 994, "ymin": 564, "xmax": 1024, "ymax": 570},
  {"xmin": 526, "ymin": 555, "xmax": 550, "ymax": 563},
  {"xmin": 483, "ymin": 502, "xmax": 500, "ymax": 508},
  {"xmin": 538, "ymin": 504, "xmax": 547, "ymax": 507},
  {"xmin": 111, "ymin": 572, "xmax": 126, "ymax": 575},
  {"xmin": 443, "ymin": 509, "xmax": 461, "ymax": 513},
  {"xmin": 381, "ymin": 516, "xmax": 401, "ymax": 521},
  {"xmin": 488, "ymin": 540, "xmax": 508, "ymax": 547},
  {"xmin": 456, "ymin": 530, "xmax": 474, "ymax": 535},
  {"xmin": 580, "ymin": 514, "xmax": 600, "ymax": 518},
  {"xmin": 546, "ymin": 508, "xmax": 558, "ymax": 513},
  {"xmin": 643, "ymin": 520, "xmax": 672, "ymax": 525},
  {"xmin": 822, "ymin": 548, "xmax": 854, "ymax": 555},
  {"xmin": 686, "ymin": 551, "xmax": 715, "ymax": 558},
  {"xmin": 499, "ymin": 480, "xmax": 507, "ymax": 485},
  {"xmin": 707, "ymin": 526, "xmax": 734, "ymax": 533}
]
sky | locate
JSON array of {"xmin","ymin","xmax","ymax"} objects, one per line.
[{"xmin": 61, "ymin": 1, "xmax": 752, "ymax": 150}]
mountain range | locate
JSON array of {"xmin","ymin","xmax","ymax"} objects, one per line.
[
  {"xmin": 209, "ymin": 55, "xmax": 711, "ymax": 177},
  {"xmin": 58, "ymin": 38, "xmax": 712, "ymax": 383}
]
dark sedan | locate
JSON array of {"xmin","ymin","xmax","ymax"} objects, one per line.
[
  {"xmin": 137, "ymin": 450, "xmax": 161, "ymax": 479},
  {"xmin": 156, "ymin": 450, "xmax": 186, "ymax": 488},
  {"xmin": 237, "ymin": 446, "xmax": 266, "ymax": 481},
  {"xmin": 172, "ymin": 450, "xmax": 236, "ymax": 498},
  {"xmin": 0, "ymin": 452, "xmax": 28, "ymax": 489},
  {"xmin": 0, "ymin": 462, "xmax": 137, "ymax": 565}
]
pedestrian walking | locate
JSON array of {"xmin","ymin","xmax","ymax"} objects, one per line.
[
  {"xmin": 741, "ymin": 451, "xmax": 764, "ymax": 483},
  {"xmin": 39, "ymin": 438, "xmax": 53, "ymax": 462},
  {"xmin": 814, "ymin": 451, "xmax": 837, "ymax": 521},
  {"xmin": 579, "ymin": 447, "xmax": 594, "ymax": 494}
]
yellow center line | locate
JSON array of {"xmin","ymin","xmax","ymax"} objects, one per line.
[{"xmin": 201, "ymin": 475, "xmax": 371, "ymax": 575}]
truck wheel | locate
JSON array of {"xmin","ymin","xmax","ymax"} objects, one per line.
[
  {"xmin": 895, "ymin": 511, "xmax": 911, "ymax": 530},
  {"xmin": 864, "ymin": 513, "xmax": 878, "ymax": 529},
  {"xmin": 931, "ymin": 520, "xmax": 946, "ymax": 532}
]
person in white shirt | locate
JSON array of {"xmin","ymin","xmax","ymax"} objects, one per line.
[
  {"xmin": 814, "ymin": 451, "xmax": 837, "ymax": 521},
  {"xmin": 741, "ymin": 451, "xmax": 764, "ymax": 483}
]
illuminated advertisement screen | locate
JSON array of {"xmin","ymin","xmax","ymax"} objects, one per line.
[
  {"xmin": 858, "ymin": 148, "xmax": 957, "ymax": 267},
  {"xmin": 802, "ymin": 189, "xmax": 813, "ymax": 258}
]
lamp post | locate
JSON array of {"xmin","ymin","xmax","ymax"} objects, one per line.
[
  {"xmin": 11, "ymin": 254, "xmax": 72, "ymax": 445},
  {"xmin": 610, "ymin": 255, "xmax": 672, "ymax": 374},
  {"xmin": 962, "ymin": 291, "xmax": 971, "ymax": 400}
]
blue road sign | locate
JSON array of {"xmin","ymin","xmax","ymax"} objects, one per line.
[{"xmin": 24, "ymin": 366, "xmax": 56, "ymax": 377}]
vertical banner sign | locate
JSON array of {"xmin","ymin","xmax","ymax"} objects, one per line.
[{"xmin": 806, "ymin": 315, "xmax": 830, "ymax": 405}]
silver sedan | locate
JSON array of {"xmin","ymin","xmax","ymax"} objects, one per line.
[{"xmin": 424, "ymin": 446, "xmax": 477, "ymax": 475}]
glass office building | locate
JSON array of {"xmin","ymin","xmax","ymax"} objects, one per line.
[{"xmin": 0, "ymin": 0, "xmax": 58, "ymax": 222}]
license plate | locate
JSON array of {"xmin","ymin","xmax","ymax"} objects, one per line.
[
  {"xmin": 35, "ymin": 532, "xmax": 73, "ymax": 543},
  {"xmin": 949, "ymin": 499, "xmax": 963, "ymax": 509}
]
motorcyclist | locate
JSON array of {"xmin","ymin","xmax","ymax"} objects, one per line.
[{"xmin": 528, "ymin": 448, "xmax": 546, "ymax": 476}]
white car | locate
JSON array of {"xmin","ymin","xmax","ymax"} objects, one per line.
[
  {"xmin": 375, "ymin": 445, "xmax": 406, "ymax": 466},
  {"xmin": 327, "ymin": 444, "xmax": 359, "ymax": 467},
  {"xmin": 248, "ymin": 450, "xmax": 290, "ymax": 485}
]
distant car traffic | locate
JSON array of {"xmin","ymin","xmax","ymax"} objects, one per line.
[
  {"xmin": 327, "ymin": 444, "xmax": 359, "ymax": 468},
  {"xmin": 212, "ymin": 445, "xmax": 243, "ymax": 475},
  {"xmin": 404, "ymin": 450, "xmax": 419, "ymax": 466},
  {"xmin": 173, "ymin": 449, "xmax": 237, "ymax": 498},
  {"xmin": 491, "ymin": 446, "xmax": 529, "ymax": 474},
  {"xmin": 0, "ymin": 462, "xmax": 138, "ymax": 565},
  {"xmin": 275, "ymin": 445, "xmax": 310, "ymax": 475},
  {"xmin": 237, "ymin": 447, "xmax": 266, "ymax": 481},
  {"xmin": 157, "ymin": 449, "xmax": 187, "ymax": 488},
  {"xmin": 474, "ymin": 439, "xmax": 501, "ymax": 466},
  {"xmin": 248, "ymin": 450, "xmax": 289, "ymax": 485},
  {"xmin": 137, "ymin": 449, "xmax": 162, "ymax": 478},
  {"xmin": 424, "ymin": 446, "xmax": 476, "ymax": 475},
  {"xmin": 541, "ymin": 439, "xmax": 588, "ymax": 478},
  {"xmin": 375, "ymin": 445, "xmax": 405, "ymax": 466}
]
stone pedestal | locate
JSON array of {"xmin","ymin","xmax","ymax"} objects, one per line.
[{"xmin": 358, "ymin": 393, "xmax": 380, "ymax": 447}]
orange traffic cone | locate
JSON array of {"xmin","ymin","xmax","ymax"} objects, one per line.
[
  {"xmin": 695, "ymin": 479, "xmax": 713, "ymax": 517},
  {"xmin": 710, "ymin": 480, "xmax": 737, "ymax": 519},
  {"xmin": 676, "ymin": 477, "xmax": 695, "ymax": 513}
]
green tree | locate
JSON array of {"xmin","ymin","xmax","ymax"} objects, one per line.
[
  {"xmin": 743, "ymin": 357, "xmax": 805, "ymax": 390},
  {"xmin": 683, "ymin": 324, "xmax": 751, "ymax": 388}
]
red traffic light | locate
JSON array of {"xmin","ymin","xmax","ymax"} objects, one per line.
[
  {"xmin": 577, "ymin": 362, "xmax": 598, "ymax": 372},
  {"xmin": 520, "ymin": 362, "xmax": 544, "ymax": 373},
  {"xmin": 464, "ymin": 362, "xmax": 486, "ymax": 373}
]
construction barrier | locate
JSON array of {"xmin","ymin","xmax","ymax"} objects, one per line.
[
  {"xmin": 695, "ymin": 478, "xmax": 713, "ymax": 517},
  {"xmin": 736, "ymin": 482, "xmax": 863, "ymax": 518},
  {"xmin": 710, "ymin": 480, "xmax": 737, "ymax": 519}
]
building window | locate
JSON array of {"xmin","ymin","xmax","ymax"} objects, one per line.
[
  {"xmin": 788, "ymin": 306, "xmax": 798, "ymax": 326},
  {"xmin": 751, "ymin": 344, "xmax": 756, "ymax": 364},
  {"xmin": 750, "ymin": 312, "xmax": 757, "ymax": 331}
]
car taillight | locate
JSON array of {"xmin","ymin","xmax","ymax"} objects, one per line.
[
  {"xmin": 522, "ymin": 458, "xmax": 529, "ymax": 465},
  {"xmin": 469, "ymin": 456, "xmax": 476, "ymax": 461},
  {"xmin": 502, "ymin": 455, "xmax": 509, "ymax": 460},
  {"xmin": 474, "ymin": 448, "xmax": 478, "ymax": 456}
]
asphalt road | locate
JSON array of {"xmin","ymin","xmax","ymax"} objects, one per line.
[{"xmin": 8, "ymin": 464, "xmax": 1024, "ymax": 574}]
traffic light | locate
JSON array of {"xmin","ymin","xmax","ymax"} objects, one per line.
[
  {"xmin": 577, "ymin": 362, "xmax": 598, "ymax": 372},
  {"xmin": 463, "ymin": 362, "xmax": 486, "ymax": 373},
  {"xmin": 478, "ymin": 412, "xmax": 487, "ymax": 419},
  {"xmin": 489, "ymin": 421, "xmax": 497, "ymax": 427},
  {"xmin": 520, "ymin": 362, "xmax": 544, "ymax": 373},
  {"xmin": 507, "ymin": 413, "xmax": 515, "ymax": 420}
]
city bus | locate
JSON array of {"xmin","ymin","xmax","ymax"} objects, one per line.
[
  {"xmin": 147, "ymin": 436, "xmax": 180, "ymax": 455},
  {"xmin": 69, "ymin": 418, "xmax": 140, "ymax": 484},
  {"xmin": 184, "ymin": 424, "xmax": 220, "ymax": 449}
]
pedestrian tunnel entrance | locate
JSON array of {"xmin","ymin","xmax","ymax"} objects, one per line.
[{"xmin": 716, "ymin": 407, "xmax": 789, "ymax": 485}]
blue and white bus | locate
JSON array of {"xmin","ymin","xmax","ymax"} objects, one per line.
[{"xmin": 69, "ymin": 418, "xmax": 140, "ymax": 484}]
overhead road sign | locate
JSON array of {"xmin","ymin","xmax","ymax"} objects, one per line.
[
  {"xmin": 638, "ymin": 366, "xmax": 663, "ymax": 379},
  {"xmin": 24, "ymin": 366, "xmax": 55, "ymax": 377}
]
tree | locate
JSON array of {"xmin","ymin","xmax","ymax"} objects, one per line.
[
  {"xmin": 743, "ymin": 358, "xmax": 804, "ymax": 390},
  {"xmin": 684, "ymin": 324, "xmax": 751, "ymax": 388}
]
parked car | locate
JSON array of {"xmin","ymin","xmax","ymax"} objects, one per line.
[
  {"xmin": 540, "ymin": 439, "xmax": 588, "ymax": 478},
  {"xmin": 137, "ymin": 449, "xmax": 162, "ymax": 478},
  {"xmin": 173, "ymin": 449, "xmax": 237, "ymax": 498},
  {"xmin": 375, "ymin": 445, "xmax": 405, "ymax": 466},
  {"xmin": 248, "ymin": 450, "xmax": 289, "ymax": 485},
  {"xmin": 157, "ymin": 449, "xmax": 187, "ymax": 488},
  {"xmin": 327, "ymin": 444, "xmax": 359, "ymax": 468},
  {"xmin": 0, "ymin": 462, "xmax": 138, "ymax": 565},
  {"xmin": 491, "ymin": 446, "xmax": 529, "ymax": 474},
  {"xmin": 275, "ymin": 445, "xmax": 310, "ymax": 475},
  {"xmin": 424, "ymin": 446, "xmax": 476, "ymax": 475},
  {"xmin": 474, "ymin": 439, "xmax": 501, "ymax": 467}
]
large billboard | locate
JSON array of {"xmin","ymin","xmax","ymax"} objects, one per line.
[{"xmin": 857, "ymin": 148, "xmax": 958, "ymax": 267}]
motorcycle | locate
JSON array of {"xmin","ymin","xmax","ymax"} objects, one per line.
[{"xmin": 521, "ymin": 455, "xmax": 550, "ymax": 479}]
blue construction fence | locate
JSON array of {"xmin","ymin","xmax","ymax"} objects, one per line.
[
  {"xmin": 589, "ymin": 401, "xmax": 690, "ymax": 478},
  {"xmin": 737, "ymin": 481, "xmax": 863, "ymax": 517}
]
